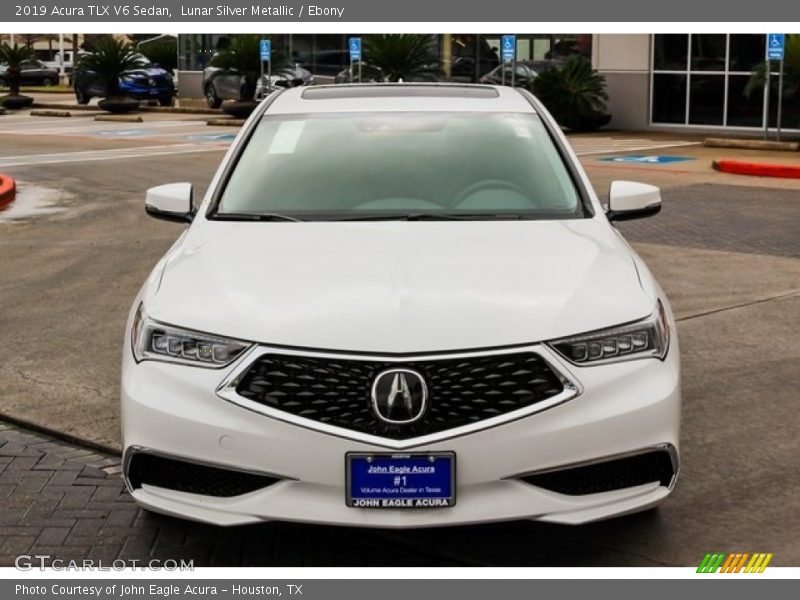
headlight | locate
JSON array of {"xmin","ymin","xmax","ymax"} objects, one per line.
[
  {"xmin": 549, "ymin": 301, "xmax": 670, "ymax": 365},
  {"xmin": 131, "ymin": 304, "xmax": 250, "ymax": 368}
]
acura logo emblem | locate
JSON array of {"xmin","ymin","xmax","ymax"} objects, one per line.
[{"xmin": 371, "ymin": 369, "xmax": 428, "ymax": 424}]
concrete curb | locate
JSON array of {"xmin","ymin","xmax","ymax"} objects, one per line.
[
  {"xmin": 207, "ymin": 118, "xmax": 245, "ymax": 126},
  {"xmin": 712, "ymin": 159, "xmax": 800, "ymax": 179},
  {"xmin": 0, "ymin": 172, "xmax": 16, "ymax": 207},
  {"xmin": 30, "ymin": 109, "xmax": 71, "ymax": 117},
  {"xmin": 0, "ymin": 411, "xmax": 121, "ymax": 456},
  {"xmin": 704, "ymin": 137, "xmax": 800, "ymax": 152},
  {"xmin": 95, "ymin": 114, "xmax": 143, "ymax": 123},
  {"xmin": 32, "ymin": 101, "xmax": 222, "ymax": 115}
]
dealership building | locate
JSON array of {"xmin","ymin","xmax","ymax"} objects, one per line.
[{"xmin": 177, "ymin": 33, "xmax": 796, "ymax": 134}]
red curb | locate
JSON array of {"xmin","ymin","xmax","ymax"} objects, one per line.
[
  {"xmin": 712, "ymin": 159, "xmax": 800, "ymax": 179},
  {"xmin": 0, "ymin": 172, "xmax": 16, "ymax": 208}
]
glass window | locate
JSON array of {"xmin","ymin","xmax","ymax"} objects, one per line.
[
  {"xmin": 218, "ymin": 112, "xmax": 582, "ymax": 220},
  {"xmin": 689, "ymin": 74, "xmax": 725, "ymax": 125},
  {"xmin": 729, "ymin": 35, "xmax": 766, "ymax": 72},
  {"xmin": 653, "ymin": 34, "xmax": 688, "ymax": 71},
  {"xmin": 767, "ymin": 75, "xmax": 800, "ymax": 130},
  {"xmin": 652, "ymin": 74, "xmax": 687, "ymax": 124},
  {"xmin": 727, "ymin": 75, "xmax": 764, "ymax": 127},
  {"xmin": 691, "ymin": 34, "xmax": 726, "ymax": 71}
]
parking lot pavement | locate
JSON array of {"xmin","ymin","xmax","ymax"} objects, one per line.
[{"xmin": 1, "ymin": 118, "xmax": 800, "ymax": 566}]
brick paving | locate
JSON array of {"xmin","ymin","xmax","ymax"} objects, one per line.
[
  {"xmin": 617, "ymin": 184, "xmax": 800, "ymax": 259},
  {"xmin": 0, "ymin": 421, "xmax": 468, "ymax": 567}
]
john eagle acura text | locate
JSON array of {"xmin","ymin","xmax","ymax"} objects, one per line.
[{"xmin": 122, "ymin": 84, "xmax": 680, "ymax": 526}]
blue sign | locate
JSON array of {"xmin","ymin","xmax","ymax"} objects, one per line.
[
  {"xmin": 349, "ymin": 37, "xmax": 362, "ymax": 61},
  {"xmin": 501, "ymin": 35, "xmax": 516, "ymax": 61},
  {"xmin": 259, "ymin": 39, "xmax": 271, "ymax": 62},
  {"xmin": 767, "ymin": 33, "xmax": 785, "ymax": 60},
  {"xmin": 598, "ymin": 155, "xmax": 695, "ymax": 164}
]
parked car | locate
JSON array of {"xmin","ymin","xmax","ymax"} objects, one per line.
[
  {"xmin": 124, "ymin": 84, "xmax": 680, "ymax": 527},
  {"xmin": 0, "ymin": 60, "xmax": 60, "ymax": 86},
  {"xmin": 72, "ymin": 53, "xmax": 175, "ymax": 106},
  {"xmin": 479, "ymin": 60, "xmax": 562, "ymax": 87},
  {"xmin": 255, "ymin": 66, "xmax": 314, "ymax": 99},
  {"xmin": 450, "ymin": 55, "xmax": 500, "ymax": 82},
  {"xmin": 203, "ymin": 55, "xmax": 313, "ymax": 108}
]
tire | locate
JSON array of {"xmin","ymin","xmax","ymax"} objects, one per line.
[
  {"xmin": 158, "ymin": 95, "xmax": 175, "ymax": 107},
  {"xmin": 40, "ymin": 77, "xmax": 54, "ymax": 87},
  {"xmin": 74, "ymin": 86, "xmax": 90, "ymax": 105},
  {"xmin": 204, "ymin": 84, "xmax": 221, "ymax": 109}
]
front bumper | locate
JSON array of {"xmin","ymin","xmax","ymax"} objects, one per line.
[{"xmin": 121, "ymin": 343, "xmax": 680, "ymax": 527}]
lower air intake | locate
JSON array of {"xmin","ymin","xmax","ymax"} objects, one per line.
[
  {"xmin": 126, "ymin": 452, "xmax": 279, "ymax": 497},
  {"xmin": 520, "ymin": 449, "xmax": 676, "ymax": 496}
]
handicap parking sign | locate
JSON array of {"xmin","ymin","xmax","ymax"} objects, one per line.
[
  {"xmin": 501, "ymin": 35, "xmax": 516, "ymax": 62},
  {"xmin": 598, "ymin": 155, "xmax": 695, "ymax": 164},
  {"xmin": 767, "ymin": 33, "xmax": 784, "ymax": 60},
  {"xmin": 260, "ymin": 39, "xmax": 271, "ymax": 62},
  {"xmin": 349, "ymin": 37, "xmax": 362, "ymax": 61}
]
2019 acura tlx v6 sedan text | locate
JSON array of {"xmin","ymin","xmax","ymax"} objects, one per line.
[{"xmin": 122, "ymin": 84, "xmax": 680, "ymax": 527}]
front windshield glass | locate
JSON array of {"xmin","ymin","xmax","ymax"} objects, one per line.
[{"xmin": 216, "ymin": 111, "xmax": 584, "ymax": 220}]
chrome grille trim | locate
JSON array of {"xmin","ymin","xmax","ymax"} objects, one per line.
[{"xmin": 216, "ymin": 344, "xmax": 582, "ymax": 450}]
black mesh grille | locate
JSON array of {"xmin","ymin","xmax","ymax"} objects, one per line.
[
  {"xmin": 235, "ymin": 352, "xmax": 565, "ymax": 440},
  {"xmin": 127, "ymin": 453, "xmax": 279, "ymax": 497},
  {"xmin": 520, "ymin": 450, "xmax": 676, "ymax": 496}
]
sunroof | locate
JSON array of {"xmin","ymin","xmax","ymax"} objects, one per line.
[{"xmin": 301, "ymin": 85, "xmax": 500, "ymax": 100}]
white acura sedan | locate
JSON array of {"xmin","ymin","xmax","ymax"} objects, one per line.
[{"xmin": 122, "ymin": 84, "xmax": 680, "ymax": 527}]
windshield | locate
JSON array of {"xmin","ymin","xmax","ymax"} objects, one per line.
[{"xmin": 215, "ymin": 111, "xmax": 585, "ymax": 220}]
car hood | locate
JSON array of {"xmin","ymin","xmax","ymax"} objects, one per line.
[
  {"xmin": 122, "ymin": 66, "xmax": 170, "ymax": 78},
  {"xmin": 148, "ymin": 220, "xmax": 654, "ymax": 353}
]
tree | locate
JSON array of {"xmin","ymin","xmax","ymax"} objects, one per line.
[
  {"xmin": 209, "ymin": 34, "xmax": 294, "ymax": 102},
  {"xmin": 531, "ymin": 54, "xmax": 611, "ymax": 131},
  {"xmin": 139, "ymin": 40, "xmax": 178, "ymax": 74},
  {"xmin": 0, "ymin": 43, "xmax": 41, "ymax": 107},
  {"xmin": 77, "ymin": 36, "xmax": 145, "ymax": 98},
  {"xmin": 744, "ymin": 34, "xmax": 800, "ymax": 106},
  {"xmin": 363, "ymin": 34, "xmax": 441, "ymax": 82}
]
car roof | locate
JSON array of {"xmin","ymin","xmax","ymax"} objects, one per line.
[{"xmin": 266, "ymin": 84, "xmax": 536, "ymax": 114}]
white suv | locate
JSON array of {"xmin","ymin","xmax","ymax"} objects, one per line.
[{"xmin": 123, "ymin": 84, "xmax": 680, "ymax": 527}]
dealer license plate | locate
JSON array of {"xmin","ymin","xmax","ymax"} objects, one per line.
[{"xmin": 346, "ymin": 452, "xmax": 455, "ymax": 508}]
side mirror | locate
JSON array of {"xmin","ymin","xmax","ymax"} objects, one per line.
[
  {"xmin": 145, "ymin": 183, "xmax": 194, "ymax": 223},
  {"xmin": 607, "ymin": 181, "xmax": 661, "ymax": 222}
]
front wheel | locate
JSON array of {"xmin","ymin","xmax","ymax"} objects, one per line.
[
  {"xmin": 74, "ymin": 87, "xmax": 90, "ymax": 105},
  {"xmin": 158, "ymin": 95, "xmax": 175, "ymax": 107},
  {"xmin": 204, "ymin": 84, "xmax": 221, "ymax": 109},
  {"xmin": 40, "ymin": 77, "xmax": 55, "ymax": 87}
]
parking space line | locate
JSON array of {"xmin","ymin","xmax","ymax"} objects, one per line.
[{"xmin": 0, "ymin": 143, "xmax": 228, "ymax": 167}]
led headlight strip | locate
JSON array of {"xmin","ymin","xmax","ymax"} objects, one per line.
[{"xmin": 549, "ymin": 301, "xmax": 669, "ymax": 365}]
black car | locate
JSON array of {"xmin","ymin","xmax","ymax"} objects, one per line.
[
  {"xmin": 0, "ymin": 61, "xmax": 60, "ymax": 86},
  {"xmin": 73, "ymin": 53, "xmax": 175, "ymax": 106},
  {"xmin": 479, "ymin": 60, "xmax": 562, "ymax": 87}
]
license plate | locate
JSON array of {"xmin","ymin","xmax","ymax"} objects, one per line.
[{"xmin": 346, "ymin": 452, "xmax": 455, "ymax": 508}]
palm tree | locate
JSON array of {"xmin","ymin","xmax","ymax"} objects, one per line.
[
  {"xmin": 744, "ymin": 34, "xmax": 800, "ymax": 111},
  {"xmin": 78, "ymin": 36, "xmax": 145, "ymax": 99},
  {"xmin": 363, "ymin": 34, "xmax": 441, "ymax": 82},
  {"xmin": 0, "ymin": 42, "xmax": 41, "ymax": 108},
  {"xmin": 531, "ymin": 54, "xmax": 611, "ymax": 131},
  {"xmin": 210, "ymin": 34, "xmax": 294, "ymax": 102}
]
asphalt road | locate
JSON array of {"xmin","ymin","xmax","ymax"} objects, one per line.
[{"xmin": 1, "ymin": 111, "xmax": 799, "ymax": 566}]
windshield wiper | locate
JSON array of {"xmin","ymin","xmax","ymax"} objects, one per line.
[
  {"xmin": 330, "ymin": 213, "xmax": 526, "ymax": 222},
  {"xmin": 212, "ymin": 212, "xmax": 304, "ymax": 222}
]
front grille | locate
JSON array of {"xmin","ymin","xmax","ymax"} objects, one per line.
[
  {"xmin": 126, "ymin": 452, "xmax": 279, "ymax": 497},
  {"xmin": 235, "ymin": 352, "xmax": 565, "ymax": 440},
  {"xmin": 520, "ymin": 449, "xmax": 676, "ymax": 496}
]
